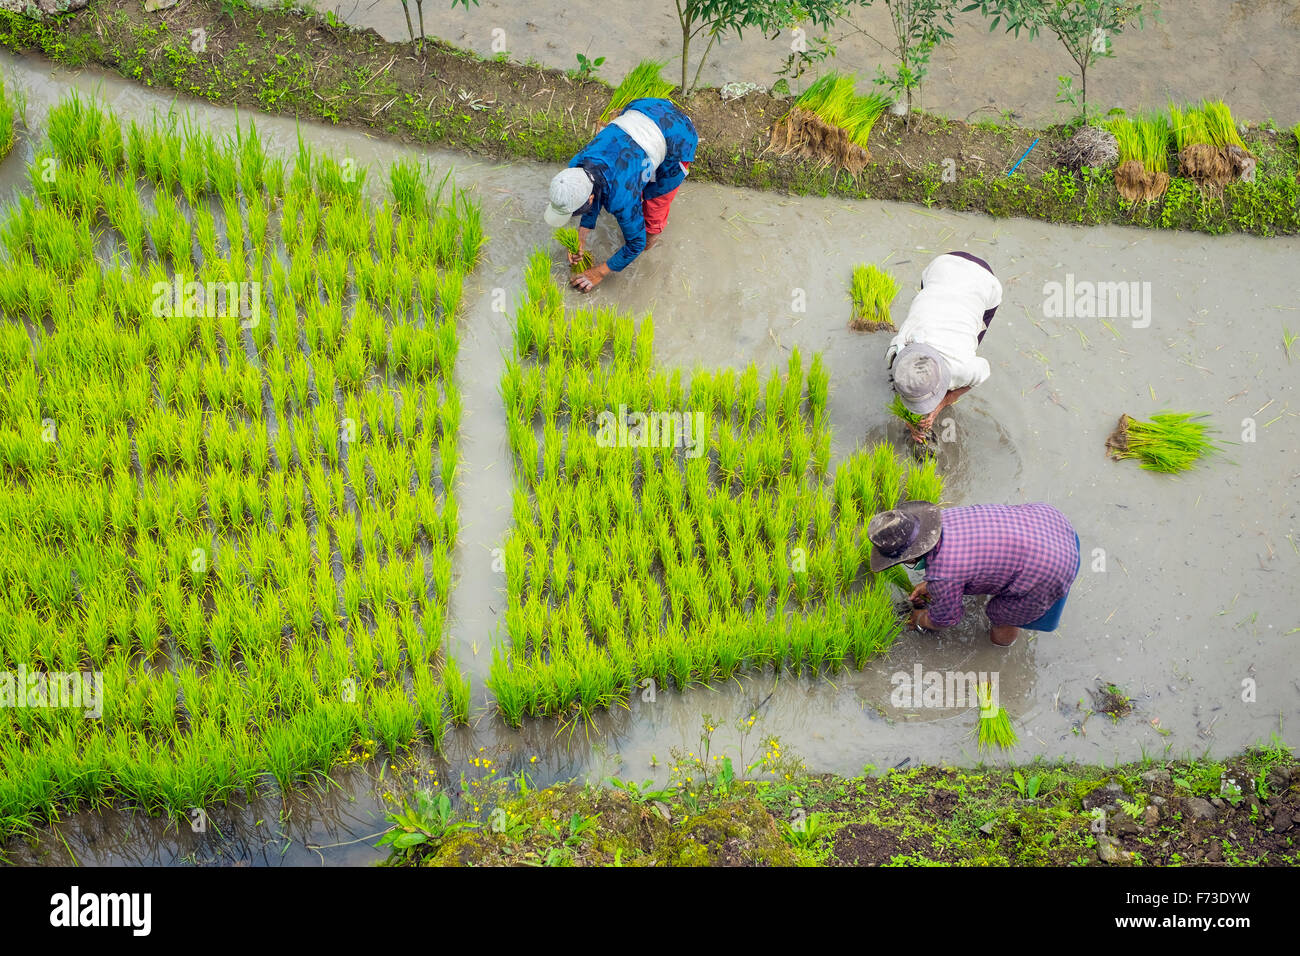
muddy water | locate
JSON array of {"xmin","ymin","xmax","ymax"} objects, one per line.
[
  {"xmin": 3, "ymin": 53, "xmax": 1298, "ymax": 865},
  {"xmin": 278, "ymin": 0, "xmax": 1300, "ymax": 125}
]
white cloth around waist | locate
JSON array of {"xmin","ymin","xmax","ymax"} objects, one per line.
[{"xmin": 610, "ymin": 110, "xmax": 668, "ymax": 178}]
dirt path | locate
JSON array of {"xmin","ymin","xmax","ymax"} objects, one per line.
[{"xmin": 299, "ymin": 0, "xmax": 1300, "ymax": 126}]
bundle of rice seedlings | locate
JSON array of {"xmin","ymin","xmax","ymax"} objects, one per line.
[
  {"xmin": 1169, "ymin": 103, "xmax": 1233, "ymax": 190},
  {"xmin": 554, "ymin": 226, "xmax": 592, "ymax": 273},
  {"xmin": 768, "ymin": 72, "xmax": 878, "ymax": 175},
  {"xmin": 1199, "ymin": 99, "xmax": 1255, "ymax": 182},
  {"xmin": 975, "ymin": 681, "xmax": 1017, "ymax": 752},
  {"xmin": 600, "ymin": 60, "xmax": 675, "ymax": 123},
  {"xmin": 848, "ymin": 263, "xmax": 899, "ymax": 332},
  {"xmin": 887, "ymin": 394, "xmax": 925, "ymax": 428},
  {"xmin": 1107, "ymin": 114, "xmax": 1170, "ymax": 201},
  {"xmin": 1104, "ymin": 411, "xmax": 1221, "ymax": 473}
]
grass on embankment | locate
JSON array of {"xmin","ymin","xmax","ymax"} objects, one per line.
[
  {"xmin": 379, "ymin": 736, "xmax": 1299, "ymax": 866},
  {"xmin": 3, "ymin": 0, "xmax": 1299, "ymax": 237}
]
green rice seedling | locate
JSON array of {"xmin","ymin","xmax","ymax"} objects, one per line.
[
  {"xmin": 600, "ymin": 60, "xmax": 676, "ymax": 123},
  {"xmin": 554, "ymin": 226, "xmax": 593, "ymax": 273},
  {"xmin": 887, "ymin": 393, "xmax": 924, "ymax": 428},
  {"xmin": 443, "ymin": 657, "xmax": 471, "ymax": 724},
  {"xmin": 389, "ymin": 157, "xmax": 425, "ymax": 217},
  {"xmin": 1199, "ymin": 100, "xmax": 1246, "ymax": 151},
  {"xmin": 975, "ymin": 681, "xmax": 1017, "ymax": 752},
  {"xmin": 1168, "ymin": 103, "xmax": 1211, "ymax": 153},
  {"xmin": 874, "ymin": 460, "xmax": 901, "ymax": 514},
  {"xmin": 1106, "ymin": 411, "xmax": 1221, "ymax": 473},
  {"xmin": 805, "ymin": 353, "xmax": 829, "ymax": 420},
  {"xmin": 1138, "ymin": 113, "xmax": 1170, "ymax": 174},
  {"xmin": 0, "ymin": 76, "xmax": 18, "ymax": 162},
  {"xmin": 849, "ymin": 264, "xmax": 899, "ymax": 332},
  {"xmin": 905, "ymin": 457, "xmax": 943, "ymax": 504},
  {"xmin": 415, "ymin": 672, "xmax": 450, "ymax": 751},
  {"xmin": 459, "ymin": 190, "xmax": 484, "ymax": 264},
  {"xmin": 796, "ymin": 71, "xmax": 854, "ymax": 127},
  {"xmin": 842, "ymin": 91, "xmax": 893, "ymax": 151}
]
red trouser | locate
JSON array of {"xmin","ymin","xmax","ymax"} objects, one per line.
[{"xmin": 642, "ymin": 162, "xmax": 690, "ymax": 235}]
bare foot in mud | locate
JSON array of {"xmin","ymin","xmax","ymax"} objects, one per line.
[{"xmin": 645, "ymin": 232, "xmax": 661, "ymax": 251}]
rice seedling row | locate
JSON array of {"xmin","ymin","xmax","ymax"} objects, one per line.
[
  {"xmin": 489, "ymin": 250, "xmax": 941, "ymax": 726},
  {"xmin": 0, "ymin": 92, "xmax": 481, "ymax": 838}
]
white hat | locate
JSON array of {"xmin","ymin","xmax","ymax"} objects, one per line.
[
  {"xmin": 892, "ymin": 343, "xmax": 951, "ymax": 415},
  {"xmin": 543, "ymin": 168, "xmax": 593, "ymax": 227}
]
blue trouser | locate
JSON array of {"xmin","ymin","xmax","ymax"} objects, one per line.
[{"xmin": 1020, "ymin": 533, "xmax": 1081, "ymax": 632}]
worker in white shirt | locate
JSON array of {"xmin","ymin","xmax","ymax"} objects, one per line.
[{"xmin": 886, "ymin": 252, "xmax": 1003, "ymax": 443}]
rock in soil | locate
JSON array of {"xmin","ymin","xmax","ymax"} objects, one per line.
[
  {"xmin": 1140, "ymin": 769, "xmax": 1171, "ymax": 784},
  {"xmin": 1096, "ymin": 834, "xmax": 1132, "ymax": 864},
  {"xmin": 1273, "ymin": 810, "xmax": 1293, "ymax": 831},
  {"xmin": 1143, "ymin": 805, "xmax": 1160, "ymax": 827},
  {"xmin": 1112, "ymin": 813, "xmax": 1140, "ymax": 837},
  {"xmin": 1185, "ymin": 797, "xmax": 1218, "ymax": 821}
]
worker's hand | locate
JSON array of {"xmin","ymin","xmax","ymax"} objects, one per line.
[
  {"xmin": 907, "ymin": 421, "xmax": 930, "ymax": 444},
  {"xmin": 570, "ymin": 262, "xmax": 609, "ymax": 293},
  {"xmin": 909, "ymin": 581, "xmax": 929, "ymax": 607},
  {"xmin": 567, "ymin": 231, "xmax": 589, "ymax": 266}
]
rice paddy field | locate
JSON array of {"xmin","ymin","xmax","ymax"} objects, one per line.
[
  {"xmin": 490, "ymin": 251, "xmax": 939, "ymax": 726},
  {"xmin": 0, "ymin": 55, "xmax": 1297, "ymax": 867},
  {"xmin": 0, "ymin": 89, "xmax": 480, "ymax": 839}
]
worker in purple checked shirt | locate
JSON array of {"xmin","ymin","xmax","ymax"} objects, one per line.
[{"xmin": 866, "ymin": 501, "xmax": 1081, "ymax": 646}]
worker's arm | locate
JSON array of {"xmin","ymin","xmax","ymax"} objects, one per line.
[
  {"xmin": 917, "ymin": 386, "xmax": 973, "ymax": 432},
  {"xmin": 572, "ymin": 195, "xmax": 645, "ymax": 292},
  {"xmin": 918, "ymin": 578, "xmax": 963, "ymax": 629}
]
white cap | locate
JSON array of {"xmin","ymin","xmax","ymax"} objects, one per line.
[
  {"xmin": 543, "ymin": 168, "xmax": 593, "ymax": 227},
  {"xmin": 892, "ymin": 343, "xmax": 951, "ymax": 415}
]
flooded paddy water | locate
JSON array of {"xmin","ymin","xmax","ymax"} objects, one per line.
[{"xmin": 2, "ymin": 51, "xmax": 1297, "ymax": 865}]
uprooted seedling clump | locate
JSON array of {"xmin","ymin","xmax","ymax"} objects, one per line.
[{"xmin": 1090, "ymin": 682, "xmax": 1134, "ymax": 721}]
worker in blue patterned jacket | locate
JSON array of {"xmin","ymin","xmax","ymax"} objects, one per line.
[{"xmin": 542, "ymin": 97, "xmax": 698, "ymax": 292}]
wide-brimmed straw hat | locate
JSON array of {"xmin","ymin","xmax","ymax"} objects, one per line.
[{"xmin": 867, "ymin": 501, "xmax": 942, "ymax": 572}]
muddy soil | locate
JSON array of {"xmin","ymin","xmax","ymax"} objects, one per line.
[
  {"xmin": 1, "ymin": 52, "xmax": 1297, "ymax": 865},
  {"xmin": 295, "ymin": 0, "xmax": 1300, "ymax": 126}
]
